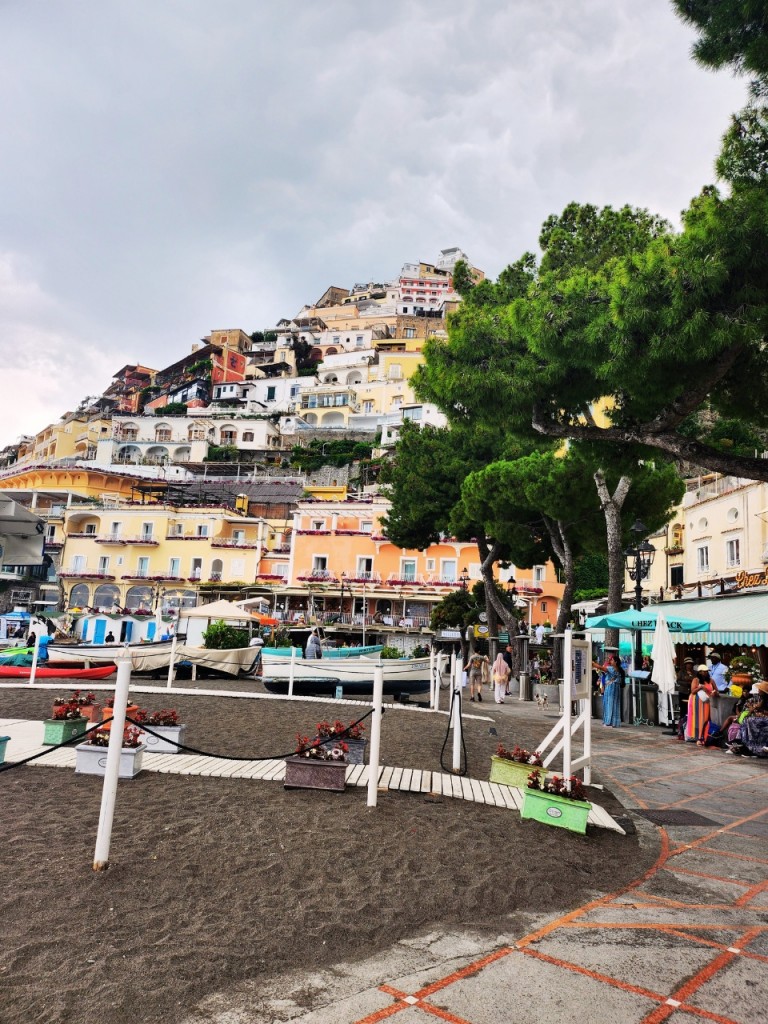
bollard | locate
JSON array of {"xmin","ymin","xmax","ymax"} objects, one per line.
[
  {"xmin": 452, "ymin": 656, "xmax": 462, "ymax": 771},
  {"xmin": 366, "ymin": 666, "xmax": 384, "ymax": 807},
  {"xmin": 27, "ymin": 632, "xmax": 42, "ymax": 687},
  {"xmin": 429, "ymin": 647, "xmax": 436, "ymax": 709},
  {"xmin": 288, "ymin": 646, "xmax": 297, "ymax": 698},
  {"xmin": 93, "ymin": 657, "xmax": 132, "ymax": 871},
  {"xmin": 166, "ymin": 633, "xmax": 177, "ymax": 688}
]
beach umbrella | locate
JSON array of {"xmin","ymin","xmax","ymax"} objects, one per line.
[
  {"xmin": 585, "ymin": 608, "xmax": 710, "ymax": 632},
  {"xmin": 651, "ymin": 611, "xmax": 678, "ymax": 726}
]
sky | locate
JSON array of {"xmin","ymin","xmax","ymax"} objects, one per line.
[{"xmin": 0, "ymin": 0, "xmax": 747, "ymax": 446}]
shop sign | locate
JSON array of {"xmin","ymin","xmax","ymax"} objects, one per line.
[{"xmin": 734, "ymin": 569, "xmax": 768, "ymax": 590}]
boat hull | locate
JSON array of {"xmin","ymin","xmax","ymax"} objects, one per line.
[
  {"xmin": 263, "ymin": 677, "xmax": 429, "ymax": 697},
  {"xmin": 0, "ymin": 665, "xmax": 116, "ymax": 679},
  {"xmin": 262, "ymin": 655, "xmax": 431, "ymax": 684}
]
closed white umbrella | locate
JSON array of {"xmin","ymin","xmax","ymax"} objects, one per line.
[{"xmin": 651, "ymin": 611, "xmax": 678, "ymax": 726}]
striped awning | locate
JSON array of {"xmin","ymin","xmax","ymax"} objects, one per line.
[{"xmin": 651, "ymin": 594, "xmax": 768, "ymax": 648}]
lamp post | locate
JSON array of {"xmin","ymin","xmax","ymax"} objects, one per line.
[
  {"xmin": 459, "ymin": 567, "xmax": 470, "ymax": 590},
  {"xmin": 339, "ymin": 571, "xmax": 347, "ymax": 624},
  {"xmin": 624, "ymin": 519, "xmax": 656, "ymax": 670}
]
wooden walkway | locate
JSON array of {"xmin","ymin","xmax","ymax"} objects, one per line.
[{"xmin": 3, "ymin": 732, "xmax": 624, "ymax": 834}]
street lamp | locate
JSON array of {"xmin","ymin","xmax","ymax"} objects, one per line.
[
  {"xmin": 459, "ymin": 567, "xmax": 470, "ymax": 590},
  {"xmin": 624, "ymin": 519, "xmax": 656, "ymax": 669},
  {"xmin": 339, "ymin": 571, "xmax": 347, "ymax": 623}
]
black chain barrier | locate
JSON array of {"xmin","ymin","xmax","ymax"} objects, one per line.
[
  {"xmin": 0, "ymin": 707, "xmax": 379, "ymax": 775},
  {"xmin": 439, "ymin": 688, "xmax": 468, "ymax": 776}
]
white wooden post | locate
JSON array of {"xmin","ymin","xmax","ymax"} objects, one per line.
[
  {"xmin": 562, "ymin": 628, "xmax": 573, "ymax": 781},
  {"xmin": 429, "ymin": 648, "xmax": 436, "ymax": 709},
  {"xmin": 166, "ymin": 633, "xmax": 177, "ymax": 688},
  {"xmin": 366, "ymin": 666, "xmax": 384, "ymax": 807},
  {"xmin": 93, "ymin": 657, "xmax": 132, "ymax": 871},
  {"xmin": 27, "ymin": 632, "xmax": 42, "ymax": 687},
  {"xmin": 288, "ymin": 646, "xmax": 297, "ymax": 697},
  {"xmin": 452, "ymin": 657, "xmax": 462, "ymax": 771}
]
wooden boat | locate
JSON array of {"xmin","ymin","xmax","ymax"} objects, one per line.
[
  {"xmin": 262, "ymin": 644, "xmax": 383, "ymax": 659},
  {"xmin": 261, "ymin": 654, "xmax": 431, "ymax": 685},
  {"xmin": 263, "ymin": 676, "xmax": 430, "ymax": 697},
  {"xmin": 46, "ymin": 639, "xmax": 176, "ymax": 667},
  {"xmin": 0, "ymin": 664, "xmax": 116, "ymax": 679}
]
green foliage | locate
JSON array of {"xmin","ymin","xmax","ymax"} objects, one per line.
[
  {"xmin": 159, "ymin": 402, "xmax": 188, "ymax": 417},
  {"xmin": 202, "ymin": 620, "xmax": 249, "ymax": 649},
  {"xmin": 672, "ymin": 0, "xmax": 768, "ymax": 93},
  {"xmin": 289, "ymin": 438, "xmax": 373, "ymax": 472},
  {"xmin": 249, "ymin": 331, "xmax": 265, "ymax": 344},
  {"xmin": 429, "ymin": 588, "xmax": 479, "ymax": 633},
  {"xmin": 574, "ymin": 552, "xmax": 609, "ymax": 592},
  {"xmin": 379, "ymin": 645, "xmax": 402, "ymax": 659},
  {"xmin": 573, "ymin": 588, "xmax": 609, "ymax": 603},
  {"xmin": 205, "ymin": 444, "xmax": 240, "ymax": 462},
  {"xmin": 187, "ymin": 359, "xmax": 212, "ymax": 375},
  {"xmin": 717, "ymin": 105, "xmax": 768, "ymax": 186}
]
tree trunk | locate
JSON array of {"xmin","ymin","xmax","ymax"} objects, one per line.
[
  {"xmin": 477, "ymin": 537, "xmax": 519, "ymax": 672},
  {"xmin": 593, "ymin": 469, "xmax": 632, "ymax": 652}
]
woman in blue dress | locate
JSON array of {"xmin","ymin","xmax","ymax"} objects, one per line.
[{"xmin": 595, "ymin": 652, "xmax": 622, "ymax": 727}]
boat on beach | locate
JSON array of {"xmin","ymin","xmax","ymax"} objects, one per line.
[
  {"xmin": 0, "ymin": 664, "xmax": 116, "ymax": 680},
  {"xmin": 262, "ymin": 644, "xmax": 383, "ymax": 659},
  {"xmin": 261, "ymin": 654, "xmax": 431, "ymax": 685},
  {"xmin": 262, "ymin": 675, "xmax": 430, "ymax": 697}
]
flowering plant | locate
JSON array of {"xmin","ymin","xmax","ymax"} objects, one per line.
[
  {"xmin": 53, "ymin": 690, "xmax": 97, "ymax": 708},
  {"xmin": 52, "ymin": 701, "xmax": 85, "ymax": 721},
  {"xmin": 295, "ymin": 733, "xmax": 348, "ymax": 761},
  {"xmin": 527, "ymin": 773, "xmax": 588, "ymax": 802},
  {"xmin": 146, "ymin": 709, "xmax": 179, "ymax": 726},
  {"xmin": 726, "ymin": 655, "xmax": 761, "ymax": 685},
  {"xmin": 495, "ymin": 744, "xmax": 543, "ymax": 767},
  {"xmin": 315, "ymin": 718, "xmax": 365, "ymax": 741},
  {"xmin": 89, "ymin": 725, "xmax": 144, "ymax": 748}
]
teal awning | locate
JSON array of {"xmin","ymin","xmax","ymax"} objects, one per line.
[{"xmin": 585, "ymin": 608, "xmax": 710, "ymax": 632}]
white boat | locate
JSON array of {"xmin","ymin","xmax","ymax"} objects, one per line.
[
  {"xmin": 46, "ymin": 640, "xmax": 176, "ymax": 667},
  {"xmin": 262, "ymin": 654, "xmax": 431, "ymax": 684}
]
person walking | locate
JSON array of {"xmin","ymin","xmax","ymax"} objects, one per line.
[
  {"xmin": 491, "ymin": 652, "xmax": 510, "ymax": 704},
  {"xmin": 463, "ymin": 651, "xmax": 485, "ymax": 702},
  {"xmin": 686, "ymin": 665, "xmax": 715, "ymax": 744},
  {"xmin": 594, "ymin": 651, "xmax": 622, "ymax": 728}
]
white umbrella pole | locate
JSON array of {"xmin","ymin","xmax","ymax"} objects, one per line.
[
  {"xmin": 93, "ymin": 656, "xmax": 132, "ymax": 871},
  {"xmin": 288, "ymin": 646, "xmax": 296, "ymax": 697},
  {"xmin": 429, "ymin": 648, "xmax": 435, "ymax": 709},
  {"xmin": 27, "ymin": 633, "xmax": 42, "ymax": 687},
  {"xmin": 366, "ymin": 666, "xmax": 384, "ymax": 807},
  {"xmin": 166, "ymin": 633, "xmax": 177, "ymax": 688}
]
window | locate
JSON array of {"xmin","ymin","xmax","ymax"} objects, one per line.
[
  {"xmin": 697, "ymin": 546, "xmax": 709, "ymax": 572},
  {"xmin": 404, "ymin": 328, "xmax": 416, "ymax": 339},
  {"xmin": 357, "ymin": 557, "xmax": 374, "ymax": 577},
  {"xmin": 141, "ymin": 522, "xmax": 153, "ymax": 539},
  {"xmin": 401, "ymin": 559, "xmax": 417, "ymax": 581},
  {"xmin": 540, "ymin": 601, "xmax": 548, "ymax": 613},
  {"xmin": 110, "ymin": 522, "xmax": 121, "ymax": 538},
  {"xmin": 242, "ymin": 431, "xmax": 254, "ymax": 442},
  {"xmin": 363, "ymin": 401, "xmax": 374, "ymax": 414},
  {"xmin": 290, "ymin": 385, "xmax": 300, "ymax": 399},
  {"xmin": 84, "ymin": 524, "xmax": 96, "ymax": 535},
  {"xmin": 273, "ymin": 562, "xmax": 289, "ymax": 579},
  {"xmin": 355, "ymin": 335, "xmax": 364, "ymax": 347},
  {"xmin": 137, "ymin": 556, "xmax": 150, "ymax": 577},
  {"xmin": 266, "ymin": 386, "xmax": 276, "ymax": 401},
  {"xmin": 169, "ymin": 557, "xmax": 181, "ymax": 577},
  {"xmin": 312, "ymin": 555, "xmax": 328, "ymax": 572},
  {"xmin": 71, "ymin": 555, "xmax": 86, "ymax": 573},
  {"xmin": 726, "ymin": 538, "xmax": 741, "ymax": 567},
  {"xmin": 670, "ymin": 565, "xmax": 684, "ymax": 587},
  {"xmin": 392, "ymin": 396, "xmax": 402, "ymax": 409},
  {"xmin": 172, "ymin": 523, "xmax": 184, "ymax": 536},
  {"xmin": 98, "ymin": 556, "xmax": 109, "ymax": 574},
  {"xmin": 196, "ymin": 524, "xmax": 209, "ymax": 537},
  {"xmin": 360, "ymin": 521, "xmax": 373, "ymax": 533},
  {"xmin": 403, "ymin": 406, "xmax": 422, "ymax": 421},
  {"xmin": 45, "ymin": 525, "xmax": 56, "ymax": 542},
  {"xmin": 232, "ymin": 530, "xmax": 245, "ymax": 545},
  {"xmin": 388, "ymin": 364, "xmax": 402, "ymax": 380},
  {"xmin": 533, "ymin": 565, "xmax": 545, "ymax": 583},
  {"xmin": 190, "ymin": 558, "xmax": 203, "ymax": 580},
  {"xmin": 441, "ymin": 559, "xmax": 457, "ymax": 582},
  {"xmin": 426, "ymin": 558, "xmax": 435, "ymax": 571}
]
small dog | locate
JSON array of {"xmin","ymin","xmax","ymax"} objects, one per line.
[{"xmin": 535, "ymin": 693, "xmax": 549, "ymax": 710}]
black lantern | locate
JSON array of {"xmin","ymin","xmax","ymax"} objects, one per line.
[
  {"xmin": 624, "ymin": 519, "xmax": 656, "ymax": 669},
  {"xmin": 459, "ymin": 567, "xmax": 470, "ymax": 590}
]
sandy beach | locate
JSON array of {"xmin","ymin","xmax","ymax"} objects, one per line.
[{"xmin": 0, "ymin": 684, "xmax": 652, "ymax": 1024}]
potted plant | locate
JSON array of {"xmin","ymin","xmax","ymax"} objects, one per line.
[
  {"xmin": 43, "ymin": 701, "xmax": 90, "ymax": 746},
  {"xmin": 521, "ymin": 773, "xmax": 591, "ymax": 834},
  {"xmin": 139, "ymin": 709, "xmax": 186, "ymax": 755},
  {"xmin": 489, "ymin": 744, "xmax": 544, "ymax": 788},
  {"xmin": 101, "ymin": 696, "xmax": 142, "ymax": 724},
  {"xmin": 725, "ymin": 655, "xmax": 761, "ymax": 695},
  {"xmin": 75, "ymin": 724, "xmax": 146, "ymax": 779},
  {"xmin": 284, "ymin": 733, "xmax": 348, "ymax": 792},
  {"xmin": 52, "ymin": 689, "xmax": 101, "ymax": 724},
  {"xmin": 315, "ymin": 719, "xmax": 366, "ymax": 764}
]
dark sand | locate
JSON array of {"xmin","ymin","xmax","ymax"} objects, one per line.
[{"xmin": 0, "ymin": 683, "xmax": 654, "ymax": 1024}]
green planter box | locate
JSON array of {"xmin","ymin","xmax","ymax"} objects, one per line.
[
  {"xmin": 0, "ymin": 736, "xmax": 9, "ymax": 764},
  {"xmin": 521, "ymin": 788, "xmax": 591, "ymax": 834},
  {"xmin": 489, "ymin": 755, "xmax": 543, "ymax": 789},
  {"xmin": 43, "ymin": 718, "xmax": 88, "ymax": 746}
]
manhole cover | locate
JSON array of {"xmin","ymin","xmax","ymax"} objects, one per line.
[{"xmin": 638, "ymin": 810, "xmax": 718, "ymax": 827}]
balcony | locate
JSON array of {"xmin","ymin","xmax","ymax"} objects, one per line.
[
  {"xmin": 425, "ymin": 575, "xmax": 461, "ymax": 588},
  {"xmin": 94, "ymin": 534, "xmax": 128, "ymax": 544},
  {"xmin": 256, "ymin": 572, "xmax": 287, "ymax": 581},
  {"xmin": 59, "ymin": 570, "xmax": 116, "ymax": 580},
  {"xmin": 342, "ymin": 572, "xmax": 382, "ymax": 584},
  {"xmin": 165, "ymin": 534, "xmax": 211, "ymax": 541},
  {"xmin": 296, "ymin": 569, "xmax": 338, "ymax": 583},
  {"xmin": 385, "ymin": 574, "xmax": 425, "ymax": 586},
  {"xmin": 211, "ymin": 538, "xmax": 260, "ymax": 548}
]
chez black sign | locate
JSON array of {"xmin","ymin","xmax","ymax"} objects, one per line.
[{"xmin": 734, "ymin": 570, "xmax": 768, "ymax": 590}]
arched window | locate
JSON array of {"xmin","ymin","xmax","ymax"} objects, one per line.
[
  {"xmin": 68, "ymin": 583, "xmax": 90, "ymax": 609},
  {"xmin": 93, "ymin": 583, "xmax": 120, "ymax": 610},
  {"xmin": 125, "ymin": 585, "xmax": 153, "ymax": 611},
  {"xmin": 155, "ymin": 422, "xmax": 172, "ymax": 442}
]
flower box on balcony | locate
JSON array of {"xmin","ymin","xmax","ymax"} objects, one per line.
[{"xmin": 296, "ymin": 529, "xmax": 331, "ymax": 535}]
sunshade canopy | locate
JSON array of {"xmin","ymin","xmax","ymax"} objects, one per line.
[
  {"xmin": 183, "ymin": 599, "xmax": 264, "ymax": 621},
  {"xmin": 585, "ymin": 608, "xmax": 710, "ymax": 632}
]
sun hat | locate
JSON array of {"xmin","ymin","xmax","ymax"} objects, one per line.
[
  {"xmin": 696, "ymin": 664, "xmax": 709, "ymax": 673},
  {"xmin": 756, "ymin": 681, "xmax": 768, "ymax": 695},
  {"xmin": 683, "ymin": 657, "xmax": 694, "ymax": 664}
]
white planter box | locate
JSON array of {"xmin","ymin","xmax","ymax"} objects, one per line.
[
  {"xmin": 142, "ymin": 724, "xmax": 186, "ymax": 754},
  {"xmin": 75, "ymin": 742, "xmax": 146, "ymax": 779}
]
